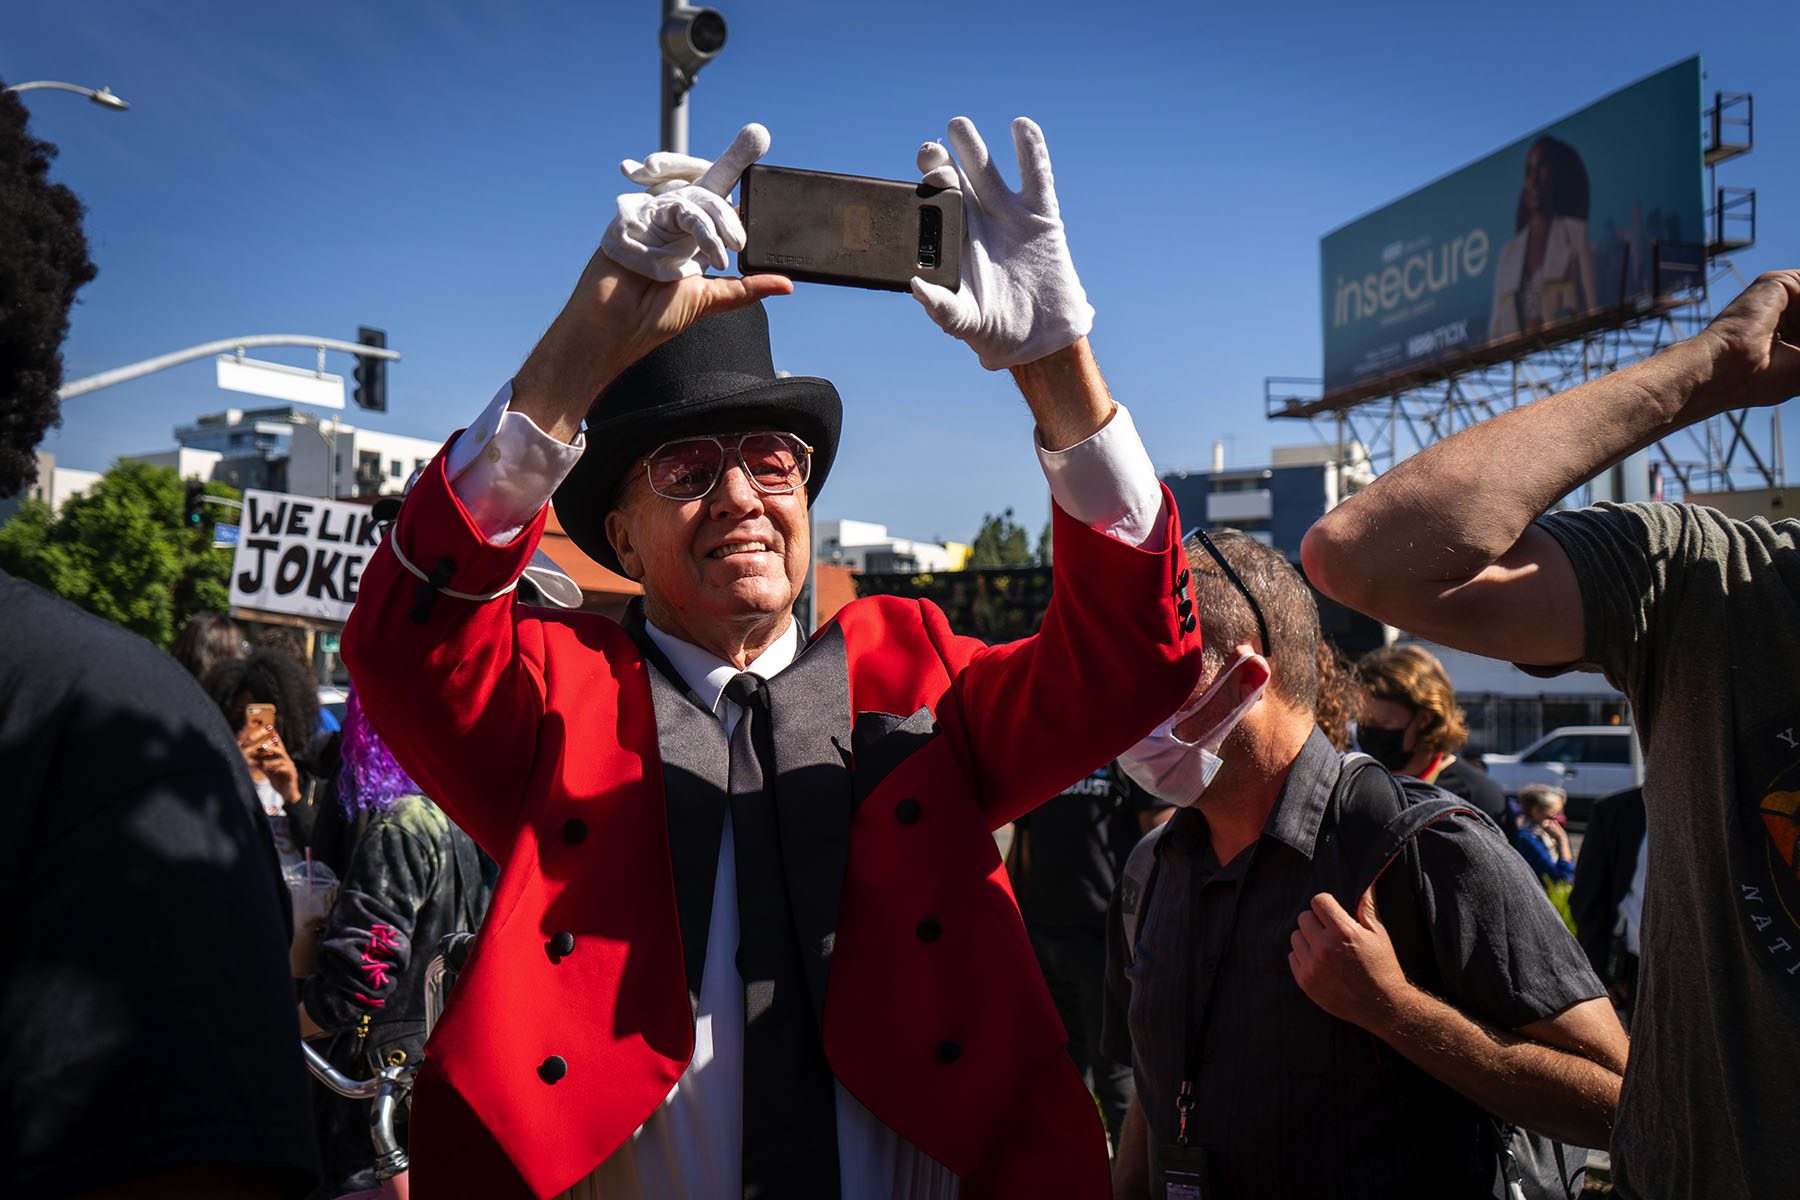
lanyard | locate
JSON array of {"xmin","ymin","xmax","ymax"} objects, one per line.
[{"xmin": 1156, "ymin": 816, "xmax": 1256, "ymax": 1148}]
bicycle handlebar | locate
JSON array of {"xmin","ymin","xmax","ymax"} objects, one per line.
[{"xmin": 301, "ymin": 1039, "xmax": 388, "ymax": 1101}]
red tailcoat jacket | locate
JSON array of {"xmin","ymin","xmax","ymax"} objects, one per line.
[{"xmin": 341, "ymin": 445, "xmax": 1204, "ymax": 1199}]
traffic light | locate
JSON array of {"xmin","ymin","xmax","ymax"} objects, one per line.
[
  {"xmin": 353, "ymin": 326, "xmax": 388, "ymax": 412},
  {"xmin": 183, "ymin": 480, "xmax": 206, "ymax": 528},
  {"xmin": 662, "ymin": 6, "xmax": 728, "ymax": 89}
]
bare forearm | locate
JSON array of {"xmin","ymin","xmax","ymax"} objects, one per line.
[
  {"xmin": 508, "ymin": 250, "xmax": 793, "ymax": 447},
  {"xmin": 1111, "ymin": 1096, "xmax": 1151, "ymax": 1200},
  {"xmin": 1312, "ymin": 336, "xmax": 1721, "ymax": 586},
  {"xmin": 1371, "ymin": 985, "xmax": 1622, "ymax": 1147},
  {"xmin": 1009, "ymin": 338, "xmax": 1115, "ymax": 451},
  {"xmin": 510, "ymin": 252, "xmax": 635, "ymax": 445}
]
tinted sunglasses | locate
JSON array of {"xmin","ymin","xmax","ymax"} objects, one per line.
[{"xmin": 640, "ymin": 431, "xmax": 814, "ymax": 501}]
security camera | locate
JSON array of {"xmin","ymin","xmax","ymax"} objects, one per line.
[{"xmin": 661, "ymin": 5, "xmax": 728, "ymax": 87}]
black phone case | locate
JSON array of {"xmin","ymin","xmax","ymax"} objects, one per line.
[{"xmin": 737, "ymin": 163, "xmax": 963, "ymax": 293}]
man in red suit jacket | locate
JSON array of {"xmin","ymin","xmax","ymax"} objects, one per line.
[{"xmin": 344, "ymin": 118, "xmax": 1204, "ymax": 1199}]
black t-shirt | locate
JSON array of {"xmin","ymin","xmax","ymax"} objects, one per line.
[
  {"xmin": 1432, "ymin": 756, "xmax": 1509, "ymax": 826},
  {"xmin": 1016, "ymin": 761, "xmax": 1168, "ymax": 931},
  {"xmin": 0, "ymin": 573, "xmax": 319, "ymax": 1196}
]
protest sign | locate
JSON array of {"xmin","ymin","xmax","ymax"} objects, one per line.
[{"xmin": 230, "ymin": 489, "xmax": 385, "ymax": 623}]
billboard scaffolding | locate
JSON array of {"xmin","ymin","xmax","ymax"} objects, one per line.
[
  {"xmin": 1273, "ymin": 61, "xmax": 1766, "ymax": 507},
  {"xmin": 1270, "ymin": 258, "xmax": 1778, "ymax": 505}
]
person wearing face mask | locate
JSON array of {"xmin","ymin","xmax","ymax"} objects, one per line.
[
  {"xmin": 1103, "ymin": 529, "xmax": 1626, "ymax": 1200},
  {"xmin": 1356, "ymin": 643, "xmax": 1509, "ymax": 827}
]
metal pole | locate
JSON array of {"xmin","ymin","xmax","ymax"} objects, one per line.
[
  {"xmin": 660, "ymin": 0, "xmax": 688, "ymax": 154},
  {"xmin": 5, "ymin": 81, "xmax": 131, "ymax": 110},
  {"xmin": 58, "ymin": 333, "xmax": 399, "ymax": 400}
]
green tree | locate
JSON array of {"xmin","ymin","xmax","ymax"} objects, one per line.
[
  {"xmin": 1035, "ymin": 517, "xmax": 1053, "ymax": 566},
  {"xmin": 0, "ymin": 460, "xmax": 238, "ymax": 647},
  {"xmin": 968, "ymin": 507, "xmax": 1034, "ymax": 568}
]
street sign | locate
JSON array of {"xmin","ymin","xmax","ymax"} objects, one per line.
[
  {"xmin": 230, "ymin": 489, "xmax": 383, "ymax": 623},
  {"xmin": 212, "ymin": 522, "xmax": 241, "ymax": 549},
  {"xmin": 216, "ymin": 355, "xmax": 345, "ymax": 409}
]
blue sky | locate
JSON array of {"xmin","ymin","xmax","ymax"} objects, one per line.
[{"xmin": 10, "ymin": 0, "xmax": 1796, "ymax": 545}]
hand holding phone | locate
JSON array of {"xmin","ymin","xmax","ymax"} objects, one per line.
[
  {"xmin": 907, "ymin": 116, "xmax": 1094, "ymax": 370},
  {"xmin": 240, "ymin": 703, "xmax": 277, "ymax": 784},
  {"xmin": 600, "ymin": 123, "xmax": 771, "ymax": 282}
]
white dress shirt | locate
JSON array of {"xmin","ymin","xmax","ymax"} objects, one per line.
[
  {"xmin": 442, "ymin": 379, "xmax": 1169, "ymax": 1198},
  {"xmin": 447, "ymin": 381, "xmax": 1167, "ymax": 553}
]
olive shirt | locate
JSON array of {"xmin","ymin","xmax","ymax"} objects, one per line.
[{"xmin": 1533, "ymin": 502, "xmax": 1800, "ymax": 1200}]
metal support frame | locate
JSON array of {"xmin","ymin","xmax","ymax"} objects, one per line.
[{"xmin": 1267, "ymin": 260, "xmax": 1781, "ymax": 506}]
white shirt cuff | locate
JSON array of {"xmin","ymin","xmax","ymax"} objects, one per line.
[
  {"xmin": 446, "ymin": 381, "xmax": 586, "ymax": 546},
  {"xmin": 1036, "ymin": 403, "xmax": 1167, "ymax": 551}
]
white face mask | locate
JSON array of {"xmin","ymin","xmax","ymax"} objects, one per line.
[{"xmin": 1117, "ymin": 654, "xmax": 1267, "ymax": 808}]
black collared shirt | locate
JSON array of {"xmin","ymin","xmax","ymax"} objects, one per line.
[{"xmin": 1103, "ymin": 729, "xmax": 1602, "ymax": 1198}]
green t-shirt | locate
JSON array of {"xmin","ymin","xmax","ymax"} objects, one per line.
[{"xmin": 1537, "ymin": 502, "xmax": 1800, "ymax": 1200}]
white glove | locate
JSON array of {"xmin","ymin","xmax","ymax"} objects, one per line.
[
  {"xmin": 911, "ymin": 117, "xmax": 1094, "ymax": 370},
  {"xmin": 599, "ymin": 124, "xmax": 770, "ymax": 282},
  {"xmin": 619, "ymin": 151, "xmax": 713, "ymax": 195}
]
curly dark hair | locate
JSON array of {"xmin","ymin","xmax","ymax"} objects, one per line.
[
  {"xmin": 1313, "ymin": 635, "xmax": 1359, "ymax": 751},
  {"xmin": 170, "ymin": 611, "xmax": 246, "ymax": 681},
  {"xmin": 253, "ymin": 626, "xmax": 310, "ymax": 668},
  {"xmin": 0, "ymin": 83, "xmax": 98, "ymax": 500},
  {"xmin": 201, "ymin": 648, "xmax": 322, "ymax": 758}
]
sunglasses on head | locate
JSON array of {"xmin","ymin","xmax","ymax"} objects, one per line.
[
  {"xmin": 1187, "ymin": 526, "xmax": 1272, "ymax": 655},
  {"xmin": 638, "ymin": 431, "xmax": 814, "ymax": 502}
]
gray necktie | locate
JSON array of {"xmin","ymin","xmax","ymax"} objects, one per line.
[{"xmin": 723, "ymin": 671, "xmax": 840, "ymax": 1199}]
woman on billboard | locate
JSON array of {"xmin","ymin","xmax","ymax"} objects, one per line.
[{"xmin": 1489, "ymin": 135, "xmax": 1598, "ymax": 339}]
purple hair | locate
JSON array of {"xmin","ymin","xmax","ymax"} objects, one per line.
[{"xmin": 337, "ymin": 688, "xmax": 421, "ymax": 815}]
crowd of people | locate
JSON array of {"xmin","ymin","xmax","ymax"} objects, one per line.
[{"xmin": 3, "ymin": 79, "xmax": 1797, "ymax": 1200}]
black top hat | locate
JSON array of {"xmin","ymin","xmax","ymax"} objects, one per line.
[{"xmin": 552, "ymin": 302, "xmax": 841, "ymax": 576}]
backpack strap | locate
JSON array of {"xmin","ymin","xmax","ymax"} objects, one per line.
[
  {"xmin": 1326, "ymin": 751, "xmax": 1489, "ymax": 910},
  {"xmin": 1120, "ymin": 819, "xmax": 1173, "ymax": 964},
  {"xmin": 1344, "ymin": 793, "xmax": 1490, "ymax": 907}
]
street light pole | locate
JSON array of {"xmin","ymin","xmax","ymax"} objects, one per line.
[
  {"xmin": 58, "ymin": 333, "xmax": 400, "ymax": 401},
  {"xmin": 658, "ymin": 4, "xmax": 728, "ymax": 154},
  {"xmin": 660, "ymin": 0, "xmax": 689, "ymax": 154},
  {"xmin": 5, "ymin": 81, "xmax": 131, "ymax": 111}
]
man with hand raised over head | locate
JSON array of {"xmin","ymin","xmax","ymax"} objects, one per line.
[
  {"xmin": 1304, "ymin": 270, "xmax": 1800, "ymax": 1200},
  {"xmin": 344, "ymin": 117, "xmax": 1203, "ymax": 1200}
]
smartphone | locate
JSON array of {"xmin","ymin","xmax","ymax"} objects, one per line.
[
  {"xmin": 243, "ymin": 703, "xmax": 277, "ymax": 783},
  {"xmin": 737, "ymin": 163, "xmax": 963, "ymax": 293},
  {"xmin": 244, "ymin": 703, "xmax": 277, "ymax": 741}
]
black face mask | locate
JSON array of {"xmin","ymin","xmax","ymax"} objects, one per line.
[{"xmin": 1356, "ymin": 723, "xmax": 1413, "ymax": 772}]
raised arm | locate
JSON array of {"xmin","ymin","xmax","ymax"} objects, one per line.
[
  {"xmin": 900, "ymin": 118, "xmax": 1201, "ymax": 820},
  {"xmin": 343, "ymin": 125, "xmax": 788, "ymax": 849},
  {"xmin": 510, "ymin": 124, "xmax": 791, "ymax": 442},
  {"xmin": 1302, "ymin": 270, "xmax": 1800, "ymax": 665}
]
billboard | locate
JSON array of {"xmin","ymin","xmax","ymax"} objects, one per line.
[{"xmin": 1321, "ymin": 58, "xmax": 1703, "ymax": 397}]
